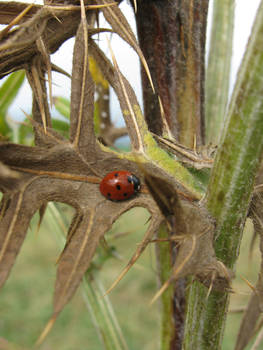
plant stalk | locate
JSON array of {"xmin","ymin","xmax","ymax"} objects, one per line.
[
  {"xmin": 205, "ymin": 0, "xmax": 235, "ymax": 144},
  {"xmin": 184, "ymin": 2, "xmax": 263, "ymax": 349},
  {"xmin": 134, "ymin": 0, "xmax": 208, "ymax": 146},
  {"xmin": 156, "ymin": 223, "xmax": 186, "ymax": 350}
]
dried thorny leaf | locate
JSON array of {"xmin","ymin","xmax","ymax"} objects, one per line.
[
  {"xmin": 0, "ymin": 3, "xmax": 34, "ymax": 41},
  {"xmin": 96, "ymin": 0, "xmax": 154, "ymax": 91},
  {"xmin": 153, "ymin": 134, "xmax": 215, "ymax": 169},
  {"xmin": 0, "ymin": 1, "xmax": 113, "ymax": 78},
  {"xmin": 144, "ymin": 173, "xmax": 232, "ymax": 302},
  {"xmin": 89, "ymin": 56, "xmax": 127, "ymax": 146},
  {"xmin": 0, "ymin": 2, "xmax": 41, "ymax": 25},
  {"xmin": 26, "ymin": 63, "xmax": 52, "ymax": 135},
  {"xmin": 90, "ymin": 39, "xmax": 148, "ymax": 152},
  {"xmin": 0, "ymin": 3, "xmax": 161, "ymax": 340},
  {"xmin": 54, "ymin": 196, "xmax": 154, "ymax": 316},
  {"xmin": 70, "ymin": 19, "xmax": 96, "ymax": 157}
]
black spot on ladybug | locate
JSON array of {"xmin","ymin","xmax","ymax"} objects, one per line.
[
  {"xmin": 107, "ymin": 193, "xmax": 111, "ymax": 197},
  {"xmin": 116, "ymin": 184, "xmax": 121, "ymax": 190},
  {"xmin": 123, "ymin": 193, "xmax": 127, "ymax": 197},
  {"xmin": 114, "ymin": 173, "xmax": 119, "ymax": 177}
]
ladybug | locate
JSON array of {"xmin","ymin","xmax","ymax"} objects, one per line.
[{"xmin": 99, "ymin": 170, "xmax": 141, "ymax": 201}]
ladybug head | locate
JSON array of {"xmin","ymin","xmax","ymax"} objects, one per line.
[{"xmin": 128, "ymin": 174, "xmax": 141, "ymax": 192}]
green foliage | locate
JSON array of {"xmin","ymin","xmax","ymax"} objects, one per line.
[
  {"xmin": 53, "ymin": 96, "xmax": 70, "ymax": 119},
  {"xmin": 0, "ymin": 70, "xmax": 25, "ymax": 137}
]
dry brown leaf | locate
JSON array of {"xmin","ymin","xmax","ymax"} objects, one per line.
[
  {"xmin": 70, "ymin": 20, "xmax": 96, "ymax": 157},
  {"xmin": 0, "ymin": 178, "xmax": 41, "ymax": 288},
  {"xmin": 90, "ymin": 39, "xmax": 148, "ymax": 151},
  {"xmin": 0, "ymin": 2, "xmax": 41, "ymax": 25},
  {"xmin": 96, "ymin": 0, "xmax": 154, "ymax": 91},
  {"xmin": 153, "ymin": 134, "xmax": 215, "ymax": 169},
  {"xmin": 143, "ymin": 172, "xmax": 232, "ymax": 302},
  {"xmin": 26, "ymin": 64, "xmax": 52, "ymax": 134},
  {"xmin": 0, "ymin": 3, "xmax": 34, "ymax": 40},
  {"xmin": 0, "ymin": 4, "xmax": 90, "ymax": 78},
  {"xmin": 0, "ymin": 15, "xmax": 161, "ymax": 336},
  {"xmin": 54, "ymin": 197, "xmax": 151, "ymax": 315}
]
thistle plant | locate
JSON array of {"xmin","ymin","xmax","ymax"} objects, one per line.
[{"xmin": 0, "ymin": 1, "xmax": 263, "ymax": 350}]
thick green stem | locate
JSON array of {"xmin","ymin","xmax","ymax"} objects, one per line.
[
  {"xmin": 205, "ymin": 0, "xmax": 234, "ymax": 143},
  {"xmin": 156, "ymin": 223, "xmax": 186, "ymax": 350},
  {"xmin": 184, "ymin": 2, "xmax": 263, "ymax": 349}
]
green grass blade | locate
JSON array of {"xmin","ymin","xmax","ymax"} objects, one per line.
[
  {"xmin": 205, "ymin": 0, "xmax": 235, "ymax": 143},
  {"xmin": 53, "ymin": 96, "xmax": 70, "ymax": 119},
  {"xmin": 0, "ymin": 70, "xmax": 25, "ymax": 135},
  {"xmin": 184, "ymin": 2, "xmax": 263, "ymax": 349},
  {"xmin": 52, "ymin": 119, "xmax": 69, "ymax": 137},
  {"xmin": 0, "ymin": 70, "xmax": 26, "ymax": 115},
  {"xmin": 82, "ymin": 274, "xmax": 129, "ymax": 350},
  {"xmin": 19, "ymin": 125, "xmax": 34, "ymax": 145}
]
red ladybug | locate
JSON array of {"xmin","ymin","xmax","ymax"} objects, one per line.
[{"xmin": 99, "ymin": 170, "xmax": 141, "ymax": 201}]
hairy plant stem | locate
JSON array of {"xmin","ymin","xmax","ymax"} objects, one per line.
[
  {"xmin": 205, "ymin": 0, "xmax": 235, "ymax": 143},
  {"xmin": 184, "ymin": 2, "xmax": 263, "ymax": 349}
]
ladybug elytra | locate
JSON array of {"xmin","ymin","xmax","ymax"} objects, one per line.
[{"xmin": 99, "ymin": 170, "xmax": 141, "ymax": 201}]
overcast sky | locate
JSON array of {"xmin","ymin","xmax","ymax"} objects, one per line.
[{"xmin": 4, "ymin": 0, "xmax": 262, "ymax": 124}]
